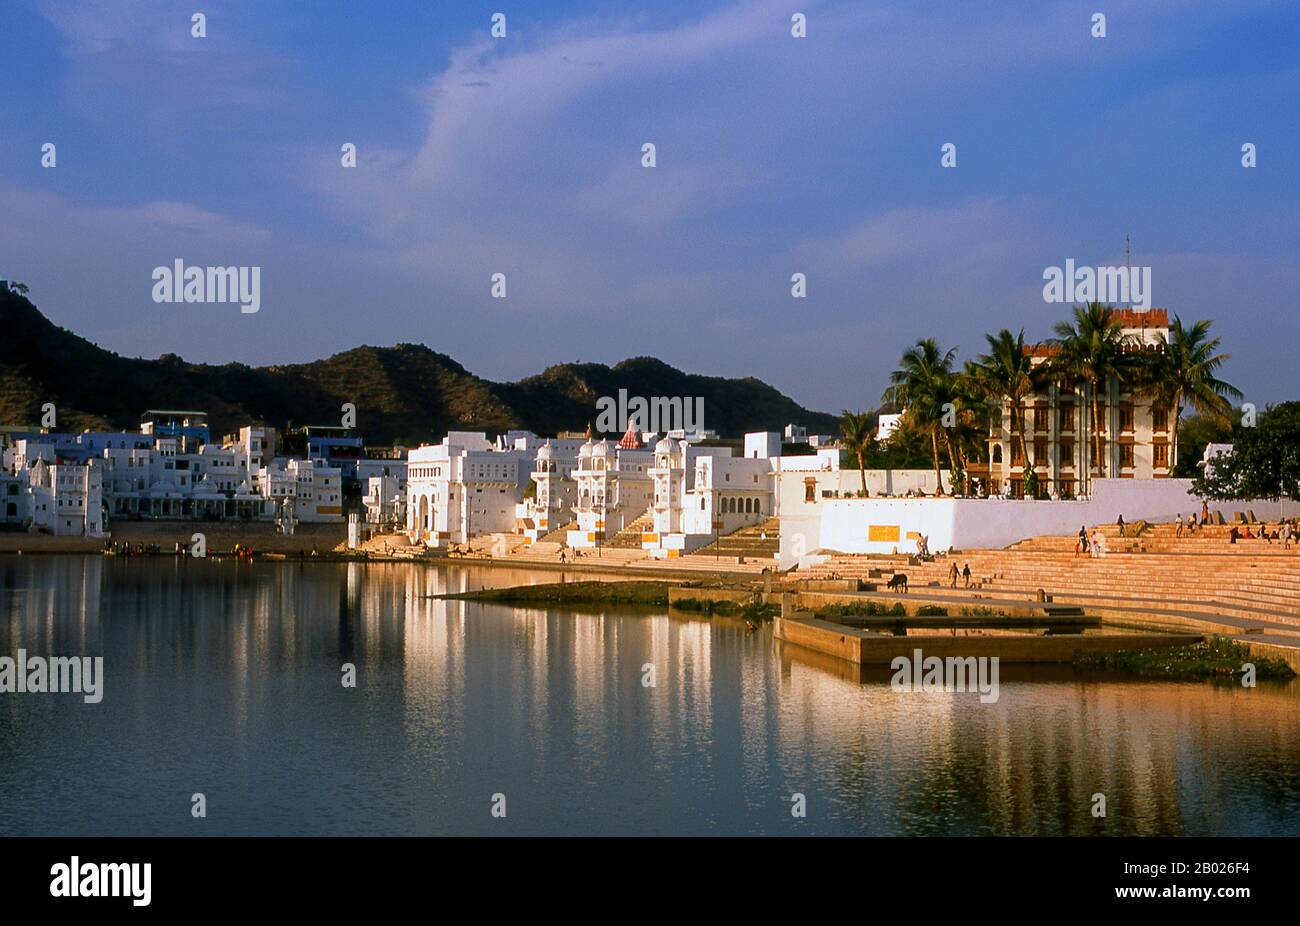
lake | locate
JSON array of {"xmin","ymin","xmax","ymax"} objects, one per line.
[{"xmin": 1, "ymin": 555, "xmax": 1297, "ymax": 836}]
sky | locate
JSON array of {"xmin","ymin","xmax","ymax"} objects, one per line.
[{"xmin": 1, "ymin": 0, "xmax": 1297, "ymax": 415}]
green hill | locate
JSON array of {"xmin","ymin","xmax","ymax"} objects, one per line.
[{"xmin": 0, "ymin": 287, "xmax": 840, "ymax": 443}]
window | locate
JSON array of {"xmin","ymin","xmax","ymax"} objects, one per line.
[
  {"xmin": 1120, "ymin": 444, "xmax": 1134, "ymax": 468},
  {"xmin": 1120, "ymin": 405, "xmax": 1135, "ymax": 433},
  {"xmin": 1152, "ymin": 406, "xmax": 1169, "ymax": 432},
  {"xmin": 1154, "ymin": 444, "xmax": 1169, "ymax": 468},
  {"xmin": 804, "ymin": 479, "xmax": 816, "ymax": 503},
  {"xmin": 1011, "ymin": 442, "xmax": 1023, "ymax": 466},
  {"xmin": 1033, "ymin": 439, "xmax": 1048, "ymax": 466},
  {"xmin": 1060, "ymin": 439, "xmax": 1074, "ymax": 465},
  {"xmin": 1060, "ymin": 405, "xmax": 1075, "ymax": 433}
]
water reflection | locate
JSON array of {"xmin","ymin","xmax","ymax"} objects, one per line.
[{"xmin": 0, "ymin": 556, "xmax": 1296, "ymax": 836}]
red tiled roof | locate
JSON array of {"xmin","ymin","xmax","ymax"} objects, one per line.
[{"xmin": 618, "ymin": 425, "xmax": 641, "ymax": 449}]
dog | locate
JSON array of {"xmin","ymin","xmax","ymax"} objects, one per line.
[{"xmin": 886, "ymin": 573, "xmax": 908, "ymax": 593}]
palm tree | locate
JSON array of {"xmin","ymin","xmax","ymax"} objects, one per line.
[
  {"xmin": 839, "ymin": 410, "xmax": 874, "ymax": 496},
  {"xmin": 885, "ymin": 339, "xmax": 959, "ymax": 494},
  {"xmin": 970, "ymin": 328, "xmax": 1046, "ymax": 492},
  {"xmin": 1142, "ymin": 316, "xmax": 1241, "ymax": 469},
  {"xmin": 1048, "ymin": 303, "xmax": 1137, "ymax": 491}
]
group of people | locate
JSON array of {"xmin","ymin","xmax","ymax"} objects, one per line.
[
  {"xmin": 947, "ymin": 561, "xmax": 973, "ymax": 588},
  {"xmin": 1075, "ymin": 525, "xmax": 1108, "ymax": 557},
  {"xmin": 1228, "ymin": 520, "xmax": 1296, "ymax": 547}
]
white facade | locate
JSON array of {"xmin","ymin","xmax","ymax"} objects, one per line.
[
  {"xmin": 27, "ymin": 459, "xmax": 105, "ymax": 537},
  {"xmin": 566, "ymin": 439, "xmax": 654, "ymax": 548},
  {"xmin": 406, "ymin": 433, "xmax": 530, "ymax": 546},
  {"xmin": 258, "ymin": 458, "xmax": 343, "ymax": 522},
  {"xmin": 517, "ymin": 439, "xmax": 586, "ymax": 541},
  {"xmin": 644, "ymin": 433, "xmax": 778, "ymax": 558},
  {"xmin": 364, "ymin": 475, "xmax": 405, "ymax": 527}
]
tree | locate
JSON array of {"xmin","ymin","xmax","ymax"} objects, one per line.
[
  {"xmin": 1141, "ymin": 316, "xmax": 1241, "ymax": 470},
  {"xmin": 839, "ymin": 410, "xmax": 875, "ymax": 496},
  {"xmin": 1173, "ymin": 411, "xmax": 1234, "ymax": 478},
  {"xmin": 885, "ymin": 338, "xmax": 959, "ymax": 494},
  {"xmin": 1194, "ymin": 402, "xmax": 1300, "ymax": 500},
  {"xmin": 970, "ymin": 328, "xmax": 1046, "ymax": 491},
  {"xmin": 1048, "ymin": 303, "xmax": 1138, "ymax": 491}
]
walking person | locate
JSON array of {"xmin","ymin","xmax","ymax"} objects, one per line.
[
  {"xmin": 962, "ymin": 563, "xmax": 972, "ymax": 588},
  {"xmin": 1077, "ymin": 525, "xmax": 1089, "ymax": 557},
  {"xmin": 949, "ymin": 561, "xmax": 959, "ymax": 588},
  {"xmin": 1175, "ymin": 514, "xmax": 1184, "ymax": 538},
  {"xmin": 1117, "ymin": 514, "xmax": 1126, "ymax": 538}
]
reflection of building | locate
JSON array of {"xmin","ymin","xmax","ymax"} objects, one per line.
[{"xmin": 982, "ymin": 308, "xmax": 1174, "ymax": 499}]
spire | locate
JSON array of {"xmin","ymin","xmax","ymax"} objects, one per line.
[{"xmin": 618, "ymin": 423, "xmax": 641, "ymax": 449}]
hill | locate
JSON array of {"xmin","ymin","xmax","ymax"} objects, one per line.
[{"xmin": 0, "ymin": 287, "xmax": 841, "ymax": 444}]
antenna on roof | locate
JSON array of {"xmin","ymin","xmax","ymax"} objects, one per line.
[{"xmin": 1124, "ymin": 234, "xmax": 1132, "ymax": 304}]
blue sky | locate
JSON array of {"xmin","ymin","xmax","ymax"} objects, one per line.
[{"xmin": 1, "ymin": 0, "xmax": 1297, "ymax": 413}]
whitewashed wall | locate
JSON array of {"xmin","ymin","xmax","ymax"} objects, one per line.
[{"xmin": 781, "ymin": 477, "xmax": 1298, "ymax": 568}]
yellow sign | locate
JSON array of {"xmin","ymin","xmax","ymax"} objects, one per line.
[{"xmin": 868, "ymin": 524, "xmax": 901, "ymax": 542}]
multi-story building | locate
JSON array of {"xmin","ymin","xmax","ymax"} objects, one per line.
[
  {"xmin": 984, "ymin": 308, "xmax": 1174, "ymax": 499},
  {"xmin": 516, "ymin": 439, "xmax": 587, "ymax": 542},
  {"xmin": 140, "ymin": 410, "xmax": 210, "ymax": 448},
  {"xmin": 644, "ymin": 435, "xmax": 776, "ymax": 557},
  {"xmin": 26, "ymin": 458, "xmax": 105, "ymax": 537},
  {"xmin": 566, "ymin": 433, "xmax": 654, "ymax": 548},
  {"xmin": 406, "ymin": 432, "xmax": 531, "ymax": 546}
]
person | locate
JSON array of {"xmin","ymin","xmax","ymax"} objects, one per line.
[
  {"xmin": 1175, "ymin": 514, "xmax": 1184, "ymax": 538},
  {"xmin": 1283, "ymin": 521, "xmax": 1293, "ymax": 550},
  {"xmin": 559, "ymin": 549, "xmax": 567, "ymax": 564},
  {"xmin": 962, "ymin": 563, "xmax": 972, "ymax": 588},
  {"xmin": 1229, "ymin": 526, "xmax": 1239, "ymax": 544},
  {"xmin": 949, "ymin": 561, "xmax": 959, "ymax": 588},
  {"xmin": 1186, "ymin": 513, "xmax": 1196, "ymax": 535},
  {"xmin": 1091, "ymin": 529, "xmax": 1106, "ymax": 558},
  {"xmin": 1201, "ymin": 499, "xmax": 1210, "ymax": 525},
  {"xmin": 1078, "ymin": 525, "xmax": 1089, "ymax": 556},
  {"xmin": 1117, "ymin": 514, "xmax": 1126, "ymax": 538}
]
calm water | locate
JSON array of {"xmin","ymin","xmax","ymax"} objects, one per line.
[{"xmin": 1, "ymin": 555, "xmax": 1298, "ymax": 836}]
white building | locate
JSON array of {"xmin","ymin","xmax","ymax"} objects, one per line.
[
  {"xmin": 406, "ymin": 432, "xmax": 531, "ymax": 546},
  {"xmin": 517, "ymin": 439, "xmax": 587, "ymax": 542},
  {"xmin": 363, "ymin": 475, "xmax": 405, "ymax": 528},
  {"xmin": 258, "ymin": 458, "xmax": 343, "ymax": 522},
  {"xmin": 566, "ymin": 435, "xmax": 654, "ymax": 548},
  {"xmin": 643, "ymin": 432, "xmax": 779, "ymax": 558},
  {"xmin": 27, "ymin": 459, "xmax": 105, "ymax": 537}
]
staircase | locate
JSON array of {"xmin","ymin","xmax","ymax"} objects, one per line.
[
  {"xmin": 800, "ymin": 523, "xmax": 1300, "ymax": 635},
  {"xmin": 606, "ymin": 508, "xmax": 656, "ymax": 549},
  {"xmin": 538, "ymin": 519, "xmax": 577, "ymax": 546},
  {"xmin": 691, "ymin": 517, "xmax": 780, "ymax": 561}
]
